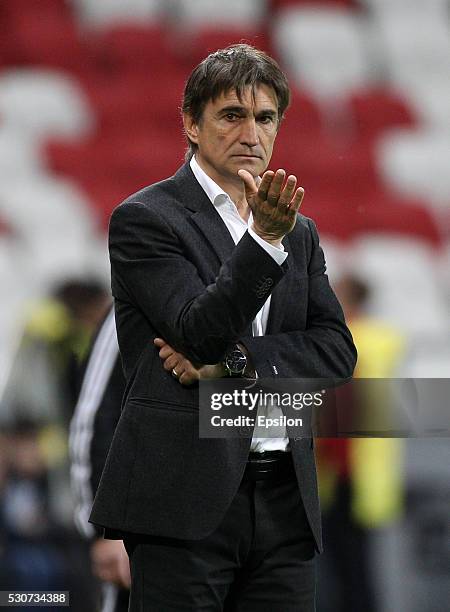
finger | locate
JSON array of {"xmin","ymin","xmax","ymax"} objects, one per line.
[
  {"xmin": 118, "ymin": 558, "xmax": 131, "ymax": 589},
  {"xmin": 237, "ymin": 169, "xmax": 258, "ymax": 199},
  {"xmin": 163, "ymin": 355, "xmax": 180, "ymax": 371},
  {"xmin": 288, "ymin": 187, "xmax": 305, "ymax": 213},
  {"xmin": 158, "ymin": 345, "xmax": 174, "ymax": 360},
  {"xmin": 256, "ymin": 170, "xmax": 275, "ymax": 201},
  {"xmin": 278, "ymin": 175, "xmax": 297, "ymax": 209},
  {"xmin": 179, "ymin": 371, "xmax": 197, "ymax": 385},
  {"xmin": 266, "ymin": 169, "xmax": 286, "ymax": 205},
  {"xmin": 153, "ymin": 338, "xmax": 166, "ymax": 347}
]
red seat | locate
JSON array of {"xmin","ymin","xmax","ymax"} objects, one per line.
[
  {"xmin": 4, "ymin": 11, "xmax": 92, "ymax": 73},
  {"xmin": 171, "ymin": 28, "xmax": 272, "ymax": 67},
  {"xmin": 89, "ymin": 24, "xmax": 178, "ymax": 76},
  {"xmin": 301, "ymin": 187, "xmax": 442, "ymax": 245},
  {"xmin": 45, "ymin": 131, "xmax": 185, "ymax": 227},
  {"xmin": 82, "ymin": 71, "xmax": 185, "ymax": 136},
  {"xmin": 281, "ymin": 86, "xmax": 323, "ymax": 135},
  {"xmin": 270, "ymin": 0, "xmax": 359, "ymax": 10},
  {"xmin": 349, "ymin": 88, "xmax": 417, "ymax": 140},
  {"xmin": 271, "ymin": 132, "xmax": 378, "ymax": 195}
]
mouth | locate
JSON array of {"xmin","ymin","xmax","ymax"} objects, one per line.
[{"xmin": 232, "ymin": 154, "xmax": 262, "ymax": 160}]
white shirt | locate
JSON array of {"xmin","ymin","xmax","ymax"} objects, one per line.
[{"xmin": 190, "ymin": 156, "xmax": 289, "ymax": 452}]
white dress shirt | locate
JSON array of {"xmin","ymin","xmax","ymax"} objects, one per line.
[{"xmin": 190, "ymin": 155, "xmax": 290, "ymax": 452}]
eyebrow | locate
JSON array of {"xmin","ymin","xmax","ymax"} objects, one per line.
[{"xmin": 218, "ymin": 105, "xmax": 278, "ymax": 118}]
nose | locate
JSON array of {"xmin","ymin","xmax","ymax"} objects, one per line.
[{"xmin": 240, "ymin": 118, "xmax": 259, "ymax": 148}]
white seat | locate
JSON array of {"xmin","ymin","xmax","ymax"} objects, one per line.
[
  {"xmin": 360, "ymin": 0, "xmax": 449, "ymax": 20},
  {"xmin": 347, "ymin": 235, "xmax": 449, "ymax": 337},
  {"xmin": 374, "ymin": 15, "xmax": 450, "ymax": 88},
  {"xmin": 377, "ymin": 129, "xmax": 450, "ymax": 209},
  {"xmin": 0, "ymin": 69, "xmax": 94, "ymax": 140},
  {"xmin": 0, "ymin": 127, "xmax": 44, "ymax": 177},
  {"xmin": 273, "ymin": 7, "xmax": 373, "ymax": 98},
  {"xmin": 0, "ymin": 175, "xmax": 96, "ymax": 245},
  {"xmin": 401, "ymin": 80, "xmax": 450, "ymax": 131},
  {"xmin": 402, "ymin": 349, "xmax": 450, "ymax": 378},
  {"xmin": 169, "ymin": 0, "xmax": 267, "ymax": 28},
  {"xmin": 73, "ymin": 0, "xmax": 162, "ymax": 27},
  {"xmin": 0, "ymin": 174, "xmax": 109, "ymax": 292},
  {"xmin": 319, "ymin": 236, "xmax": 347, "ymax": 284}
]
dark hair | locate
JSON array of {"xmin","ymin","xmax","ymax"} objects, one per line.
[{"xmin": 182, "ymin": 43, "xmax": 291, "ymax": 160}]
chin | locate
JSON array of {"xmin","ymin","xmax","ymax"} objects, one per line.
[{"xmin": 233, "ymin": 158, "xmax": 265, "ymax": 176}]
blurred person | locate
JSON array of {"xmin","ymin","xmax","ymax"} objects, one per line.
[
  {"xmin": 90, "ymin": 44, "xmax": 356, "ymax": 611},
  {"xmin": 316, "ymin": 274, "xmax": 405, "ymax": 612},
  {"xmin": 0, "ymin": 418, "xmax": 98, "ymax": 611},
  {"xmin": 0, "ymin": 419, "xmax": 67, "ymax": 592},
  {"xmin": 0, "ymin": 278, "xmax": 109, "ymax": 608},
  {"xmin": 70, "ymin": 308, "xmax": 129, "ymax": 612},
  {"xmin": 0, "ymin": 278, "xmax": 110, "ymax": 431}
]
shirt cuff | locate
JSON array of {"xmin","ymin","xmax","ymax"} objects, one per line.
[{"xmin": 248, "ymin": 227, "xmax": 288, "ymax": 266}]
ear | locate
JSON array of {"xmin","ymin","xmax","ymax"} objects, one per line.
[{"xmin": 183, "ymin": 113, "xmax": 199, "ymax": 145}]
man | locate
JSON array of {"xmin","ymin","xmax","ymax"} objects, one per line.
[
  {"xmin": 90, "ymin": 44, "xmax": 357, "ymax": 611},
  {"xmin": 69, "ymin": 308, "xmax": 129, "ymax": 612}
]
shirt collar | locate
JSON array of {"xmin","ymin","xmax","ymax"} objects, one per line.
[{"xmin": 190, "ymin": 155, "xmax": 230, "ymax": 208}]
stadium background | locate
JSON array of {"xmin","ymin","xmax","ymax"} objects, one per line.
[{"xmin": 0, "ymin": 1, "xmax": 449, "ymax": 610}]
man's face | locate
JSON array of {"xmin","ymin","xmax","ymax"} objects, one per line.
[{"xmin": 184, "ymin": 84, "xmax": 279, "ymax": 182}]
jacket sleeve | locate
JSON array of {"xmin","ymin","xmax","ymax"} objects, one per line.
[
  {"xmin": 239, "ymin": 219, "xmax": 357, "ymax": 380},
  {"xmin": 109, "ymin": 200, "xmax": 287, "ymax": 364},
  {"xmin": 69, "ymin": 310, "xmax": 124, "ymax": 539}
]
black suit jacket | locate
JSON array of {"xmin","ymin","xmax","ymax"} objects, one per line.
[{"xmin": 89, "ymin": 162, "xmax": 357, "ymax": 553}]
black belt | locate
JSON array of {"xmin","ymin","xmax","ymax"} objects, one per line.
[{"xmin": 244, "ymin": 451, "xmax": 296, "ymax": 482}]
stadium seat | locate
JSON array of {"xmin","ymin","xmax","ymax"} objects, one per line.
[
  {"xmin": 45, "ymin": 132, "xmax": 185, "ymax": 227},
  {"xmin": 402, "ymin": 347, "xmax": 450, "ymax": 378},
  {"xmin": 171, "ymin": 28, "xmax": 272, "ymax": 67},
  {"xmin": 72, "ymin": 0, "xmax": 162, "ymax": 28},
  {"xmin": 359, "ymin": 0, "xmax": 449, "ymax": 20},
  {"xmin": 88, "ymin": 24, "xmax": 178, "ymax": 76},
  {"xmin": 273, "ymin": 6, "xmax": 373, "ymax": 97},
  {"xmin": 0, "ymin": 69, "xmax": 94, "ymax": 140},
  {"xmin": 347, "ymin": 236, "xmax": 449, "ymax": 335},
  {"xmin": 82, "ymin": 70, "xmax": 185, "ymax": 135},
  {"xmin": 348, "ymin": 87, "xmax": 417, "ymax": 140},
  {"xmin": 401, "ymin": 80, "xmax": 450, "ymax": 131},
  {"xmin": 3, "ymin": 9, "xmax": 92, "ymax": 74},
  {"xmin": 271, "ymin": 0, "xmax": 357, "ymax": 7},
  {"xmin": 317, "ymin": 237, "xmax": 347, "ymax": 283},
  {"xmin": 374, "ymin": 15, "xmax": 450, "ymax": 88},
  {"xmin": 300, "ymin": 185, "xmax": 441, "ymax": 246},
  {"xmin": 272, "ymin": 131, "xmax": 378, "ymax": 197},
  {"xmin": 0, "ymin": 176, "xmax": 96, "ymax": 241},
  {"xmin": 0, "ymin": 128, "xmax": 44, "ymax": 178},
  {"xmin": 171, "ymin": 0, "xmax": 268, "ymax": 27},
  {"xmin": 281, "ymin": 86, "xmax": 323, "ymax": 135},
  {"xmin": 377, "ymin": 129, "xmax": 450, "ymax": 209}
]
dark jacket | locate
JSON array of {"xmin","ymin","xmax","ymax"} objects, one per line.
[{"xmin": 89, "ymin": 162, "xmax": 357, "ymax": 552}]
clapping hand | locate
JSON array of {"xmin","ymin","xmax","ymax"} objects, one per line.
[{"xmin": 238, "ymin": 168, "xmax": 304, "ymax": 246}]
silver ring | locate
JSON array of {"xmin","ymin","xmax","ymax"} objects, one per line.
[{"xmin": 172, "ymin": 368, "xmax": 179, "ymax": 378}]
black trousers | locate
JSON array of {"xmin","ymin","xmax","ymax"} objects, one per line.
[{"xmin": 123, "ymin": 470, "xmax": 316, "ymax": 611}]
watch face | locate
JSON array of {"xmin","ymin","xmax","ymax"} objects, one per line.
[{"xmin": 226, "ymin": 349, "xmax": 247, "ymax": 375}]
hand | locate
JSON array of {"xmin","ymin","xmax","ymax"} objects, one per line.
[
  {"xmin": 90, "ymin": 539, "xmax": 131, "ymax": 588},
  {"xmin": 238, "ymin": 168, "xmax": 304, "ymax": 245},
  {"xmin": 154, "ymin": 338, "xmax": 225, "ymax": 385}
]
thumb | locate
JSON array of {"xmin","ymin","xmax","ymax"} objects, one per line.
[{"xmin": 238, "ymin": 169, "xmax": 258, "ymax": 199}]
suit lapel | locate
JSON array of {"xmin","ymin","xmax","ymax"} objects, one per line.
[
  {"xmin": 172, "ymin": 162, "xmax": 235, "ymax": 266},
  {"xmin": 171, "ymin": 163, "xmax": 292, "ymax": 335}
]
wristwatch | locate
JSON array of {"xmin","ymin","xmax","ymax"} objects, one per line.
[{"xmin": 224, "ymin": 345, "xmax": 248, "ymax": 377}]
